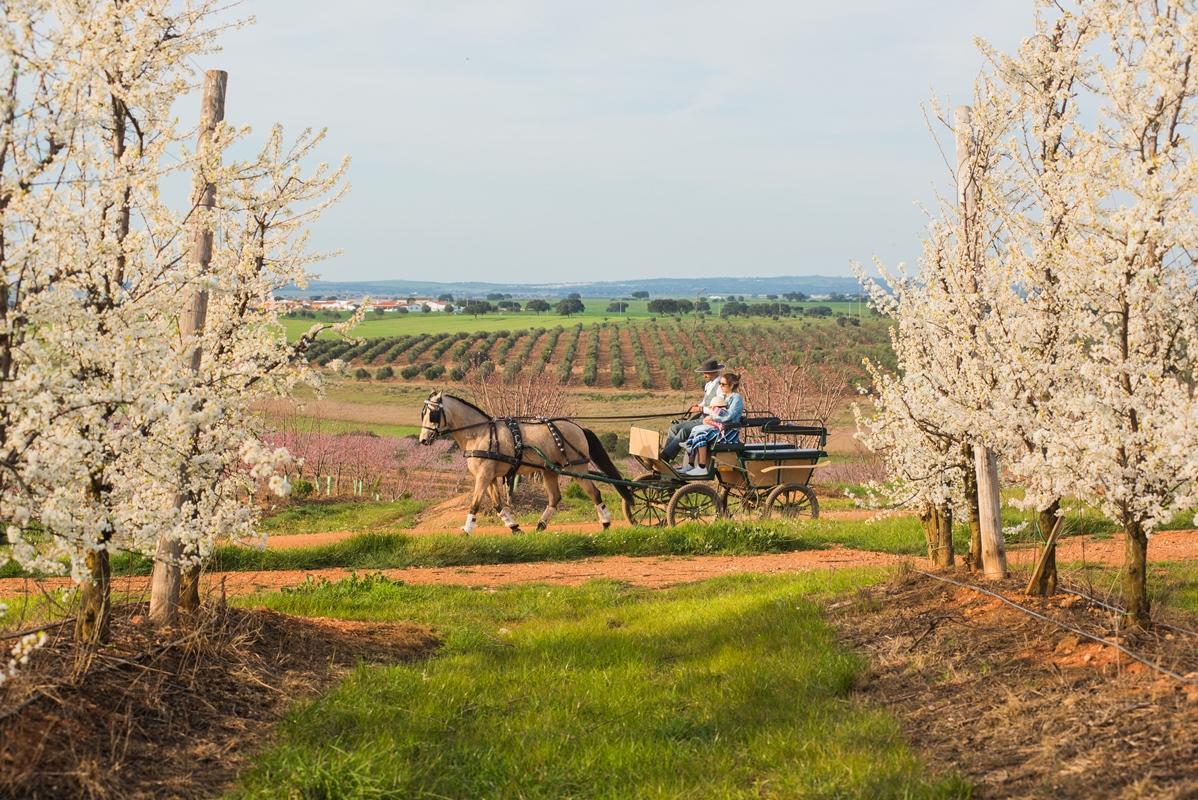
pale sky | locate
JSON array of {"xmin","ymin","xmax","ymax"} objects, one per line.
[{"xmin": 198, "ymin": 1, "xmax": 1029, "ymax": 284}]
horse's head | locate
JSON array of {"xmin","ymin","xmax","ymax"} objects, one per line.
[{"xmin": 418, "ymin": 390, "xmax": 445, "ymax": 445}]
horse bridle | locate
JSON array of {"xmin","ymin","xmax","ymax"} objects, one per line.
[
  {"xmin": 420, "ymin": 397, "xmax": 444, "ymax": 443},
  {"xmin": 421, "ymin": 394, "xmax": 525, "ymax": 443}
]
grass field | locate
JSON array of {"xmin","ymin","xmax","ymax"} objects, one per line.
[
  {"xmin": 231, "ymin": 572, "xmax": 968, "ymax": 799},
  {"xmin": 282, "ymin": 300, "xmax": 876, "ymax": 340}
]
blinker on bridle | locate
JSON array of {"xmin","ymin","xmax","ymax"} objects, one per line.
[{"xmin": 420, "ymin": 397, "xmax": 444, "ymax": 443}]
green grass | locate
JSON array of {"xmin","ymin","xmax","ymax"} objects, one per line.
[
  {"xmin": 273, "ymin": 414, "xmax": 420, "ymax": 438},
  {"xmin": 230, "ymin": 571, "xmax": 967, "ymax": 799},
  {"xmin": 2, "ymin": 515, "xmax": 845, "ymax": 582},
  {"xmin": 260, "ymin": 498, "xmax": 427, "ymax": 535},
  {"xmin": 799, "ymin": 516, "xmax": 939, "ymax": 556},
  {"xmin": 97, "ymin": 522, "xmax": 828, "ymax": 577},
  {"xmin": 0, "ymin": 592, "xmax": 73, "ymax": 628},
  {"xmin": 1058, "ymin": 560, "xmax": 1198, "ymax": 616},
  {"xmin": 282, "ymin": 301, "xmax": 877, "ymax": 341}
]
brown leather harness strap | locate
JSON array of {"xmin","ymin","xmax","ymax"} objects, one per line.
[{"xmin": 463, "ymin": 418, "xmax": 589, "ymax": 483}]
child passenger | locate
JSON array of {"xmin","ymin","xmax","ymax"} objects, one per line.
[{"xmin": 681, "ymin": 372, "xmax": 743, "ymax": 475}]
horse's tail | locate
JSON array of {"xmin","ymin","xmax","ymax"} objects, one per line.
[{"xmin": 582, "ymin": 428, "xmax": 633, "ymax": 505}]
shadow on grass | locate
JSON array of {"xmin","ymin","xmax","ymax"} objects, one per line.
[{"xmin": 232, "ymin": 572, "xmax": 967, "ymax": 799}]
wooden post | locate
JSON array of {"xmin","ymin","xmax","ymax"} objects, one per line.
[
  {"xmin": 956, "ymin": 105, "xmax": 1007, "ymax": 580},
  {"xmin": 148, "ymin": 70, "xmax": 227, "ymax": 625},
  {"xmin": 974, "ymin": 445, "xmax": 1007, "ymax": 578}
]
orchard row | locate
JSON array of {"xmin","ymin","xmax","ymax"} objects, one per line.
[{"xmin": 304, "ymin": 319, "xmax": 890, "ymax": 389}]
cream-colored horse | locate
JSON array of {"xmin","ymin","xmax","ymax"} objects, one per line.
[{"xmin": 418, "ymin": 391, "xmax": 632, "ymax": 535}]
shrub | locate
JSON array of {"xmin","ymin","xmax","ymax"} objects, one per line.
[
  {"xmin": 450, "ymin": 367, "xmax": 466, "ymax": 381},
  {"xmin": 401, "ymin": 365, "xmax": 421, "ymax": 379},
  {"xmin": 375, "ymin": 366, "xmax": 394, "ymax": 380},
  {"xmin": 353, "ymin": 367, "xmax": 370, "ymax": 380},
  {"xmin": 423, "ymin": 364, "xmax": 446, "ymax": 380}
]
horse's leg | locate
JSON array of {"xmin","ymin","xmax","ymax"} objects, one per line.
[
  {"xmin": 536, "ymin": 470, "xmax": 561, "ymax": 532},
  {"xmin": 464, "ymin": 467, "xmax": 491, "ymax": 535},
  {"xmin": 575, "ymin": 478, "xmax": 612, "ymax": 530},
  {"xmin": 491, "ymin": 479, "xmax": 521, "ymax": 533}
]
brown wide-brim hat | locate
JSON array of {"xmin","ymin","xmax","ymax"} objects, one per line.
[{"xmin": 696, "ymin": 358, "xmax": 725, "ymax": 373}]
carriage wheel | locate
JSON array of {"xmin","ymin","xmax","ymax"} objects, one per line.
[
  {"xmin": 622, "ymin": 473, "xmax": 672, "ymax": 527},
  {"xmin": 763, "ymin": 483, "xmax": 819, "ymax": 519},
  {"xmin": 666, "ymin": 483, "xmax": 723, "ymax": 527},
  {"xmin": 719, "ymin": 487, "xmax": 768, "ymax": 519}
]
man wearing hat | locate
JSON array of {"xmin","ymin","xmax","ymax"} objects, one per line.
[{"xmin": 659, "ymin": 358, "xmax": 725, "ymax": 461}]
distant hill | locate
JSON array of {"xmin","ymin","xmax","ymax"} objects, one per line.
[{"xmin": 277, "ymin": 275, "xmax": 864, "ymax": 299}]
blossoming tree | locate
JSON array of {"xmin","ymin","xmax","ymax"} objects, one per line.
[
  {"xmin": 1042, "ymin": 0, "xmax": 1198, "ymax": 623},
  {"xmin": 862, "ymin": 0, "xmax": 1198, "ymax": 624},
  {"xmin": 0, "ymin": 0, "xmax": 350, "ymax": 641}
]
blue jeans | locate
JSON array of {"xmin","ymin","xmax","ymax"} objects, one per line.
[{"xmin": 660, "ymin": 416, "xmax": 702, "ymax": 460}]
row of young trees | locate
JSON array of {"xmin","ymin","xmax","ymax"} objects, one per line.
[
  {"xmin": 857, "ymin": 0, "xmax": 1198, "ymax": 623},
  {"xmin": 308, "ymin": 319, "xmax": 880, "ymax": 389},
  {"xmin": 0, "ymin": 1, "xmax": 349, "ymax": 651}
]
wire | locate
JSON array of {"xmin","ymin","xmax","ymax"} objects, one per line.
[
  {"xmin": 1057, "ymin": 585, "xmax": 1198, "ymax": 640},
  {"xmin": 913, "ymin": 570, "xmax": 1197, "ymax": 685}
]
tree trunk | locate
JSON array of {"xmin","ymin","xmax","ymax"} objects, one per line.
[
  {"xmin": 920, "ymin": 504, "xmax": 955, "ymax": 568},
  {"xmin": 1032, "ymin": 499, "xmax": 1060, "ymax": 595},
  {"xmin": 75, "ymin": 548, "xmax": 111, "ymax": 644},
  {"xmin": 179, "ymin": 563, "xmax": 201, "ymax": 614},
  {"xmin": 148, "ymin": 69, "xmax": 225, "ymax": 626},
  {"xmin": 1122, "ymin": 518, "xmax": 1150, "ymax": 626},
  {"xmin": 962, "ymin": 444, "xmax": 983, "ymax": 570}
]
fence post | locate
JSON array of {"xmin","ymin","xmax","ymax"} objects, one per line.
[
  {"xmin": 956, "ymin": 104, "xmax": 1007, "ymax": 579},
  {"xmin": 148, "ymin": 69, "xmax": 227, "ymax": 625}
]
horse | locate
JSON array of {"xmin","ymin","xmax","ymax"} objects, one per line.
[{"xmin": 418, "ymin": 391, "xmax": 633, "ymax": 535}]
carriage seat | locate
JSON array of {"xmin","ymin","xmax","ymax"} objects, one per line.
[{"xmin": 710, "ymin": 442, "xmax": 826, "ymax": 462}]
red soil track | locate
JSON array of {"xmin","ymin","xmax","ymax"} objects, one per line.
[
  {"xmin": 3, "ymin": 524, "xmax": 1194, "ymax": 600},
  {"xmin": 0, "ymin": 548, "xmax": 900, "ymax": 598}
]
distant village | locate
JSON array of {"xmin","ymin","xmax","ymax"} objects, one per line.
[
  {"xmin": 272, "ymin": 290, "xmax": 862, "ymax": 317},
  {"xmin": 272, "ymin": 297, "xmax": 459, "ymax": 314}
]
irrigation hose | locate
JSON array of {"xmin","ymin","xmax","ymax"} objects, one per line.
[
  {"xmin": 1057, "ymin": 585, "xmax": 1198, "ymax": 640},
  {"xmin": 913, "ymin": 570, "xmax": 1197, "ymax": 685}
]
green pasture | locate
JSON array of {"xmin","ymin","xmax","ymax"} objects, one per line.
[
  {"xmin": 230, "ymin": 571, "xmax": 967, "ymax": 799},
  {"xmin": 271, "ymin": 413, "xmax": 420, "ymax": 439},
  {"xmin": 282, "ymin": 300, "xmax": 875, "ymax": 341},
  {"xmin": 260, "ymin": 498, "xmax": 427, "ymax": 535}
]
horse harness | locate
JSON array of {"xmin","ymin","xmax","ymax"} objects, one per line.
[{"xmin": 464, "ymin": 417, "xmax": 590, "ymax": 484}]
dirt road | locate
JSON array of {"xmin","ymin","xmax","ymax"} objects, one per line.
[
  {"xmin": 0, "ymin": 547, "xmax": 900, "ymax": 597},
  {"xmin": 4, "ymin": 529, "xmax": 1194, "ymax": 599}
]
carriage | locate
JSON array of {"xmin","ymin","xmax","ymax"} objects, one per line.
[
  {"xmin": 419, "ymin": 392, "xmax": 827, "ymax": 533},
  {"xmin": 618, "ymin": 416, "xmax": 829, "ymax": 527}
]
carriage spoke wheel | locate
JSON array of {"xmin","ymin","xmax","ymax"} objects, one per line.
[
  {"xmin": 666, "ymin": 483, "xmax": 723, "ymax": 527},
  {"xmin": 720, "ymin": 487, "xmax": 767, "ymax": 519},
  {"xmin": 763, "ymin": 483, "xmax": 819, "ymax": 519},
  {"xmin": 623, "ymin": 473, "xmax": 672, "ymax": 527}
]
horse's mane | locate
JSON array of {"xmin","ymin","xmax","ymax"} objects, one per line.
[{"xmin": 441, "ymin": 393, "xmax": 491, "ymax": 420}]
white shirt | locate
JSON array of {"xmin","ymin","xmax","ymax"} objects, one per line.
[{"xmin": 700, "ymin": 377, "xmax": 724, "ymax": 415}]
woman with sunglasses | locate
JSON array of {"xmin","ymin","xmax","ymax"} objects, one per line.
[{"xmin": 680, "ymin": 373, "xmax": 743, "ymax": 476}]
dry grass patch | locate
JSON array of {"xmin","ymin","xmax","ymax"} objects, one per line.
[
  {"xmin": 0, "ymin": 604, "xmax": 438, "ymax": 799},
  {"xmin": 834, "ymin": 570, "xmax": 1198, "ymax": 799}
]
